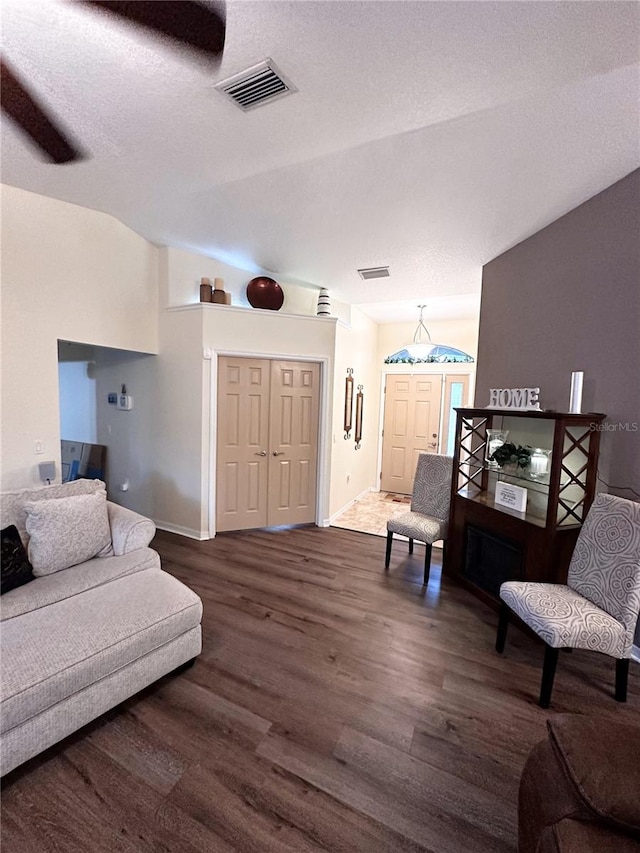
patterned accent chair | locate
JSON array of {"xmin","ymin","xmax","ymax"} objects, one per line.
[
  {"xmin": 496, "ymin": 493, "xmax": 640, "ymax": 708},
  {"xmin": 385, "ymin": 453, "xmax": 453, "ymax": 585}
]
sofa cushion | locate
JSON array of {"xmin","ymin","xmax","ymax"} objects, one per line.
[
  {"xmin": 1, "ymin": 525, "xmax": 35, "ymax": 595},
  {"xmin": 548, "ymin": 715, "xmax": 640, "ymax": 835},
  {"xmin": 25, "ymin": 492, "xmax": 112, "ymax": 576},
  {"xmin": 0, "ymin": 479, "xmax": 106, "ymax": 545},
  {"xmin": 0, "ymin": 547, "xmax": 160, "ymax": 621},
  {"xmin": 0, "ymin": 568, "xmax": 202, "ymax": 735}
]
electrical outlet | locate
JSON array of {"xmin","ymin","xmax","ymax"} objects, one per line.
[{"xmin": 34, "ymin": 440, "xmax": 44, "ymax": 454}]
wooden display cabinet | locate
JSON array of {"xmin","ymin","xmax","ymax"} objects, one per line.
[{"xmin": 445, "ymin": 407, "xmax": 605, "ymax": 610}]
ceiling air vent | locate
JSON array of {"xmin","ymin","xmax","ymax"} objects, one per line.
[
  {"xmin": 215, "ymin": 59, "xmax": 297, "ymax": 111},
  {"xmin": 358, "ymin": 266, "xmax": 390, "ymax": 280}
]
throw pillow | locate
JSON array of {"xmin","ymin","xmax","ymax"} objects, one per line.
[
  {"xmin": 1, "ymin": 525, "xmax": 35, "ymax": 594},
  {"xmin": 24, "ymin": 492, "xmax": 112, "ymax": 576}
]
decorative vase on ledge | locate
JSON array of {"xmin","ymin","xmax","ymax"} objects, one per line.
[
  {"xmin": 247, "ymin": 276, "xmax": 284, "ymax": 310},
  {"xmin": 317, "ymin": 288, "xmax": 331, "ymax": 316}
]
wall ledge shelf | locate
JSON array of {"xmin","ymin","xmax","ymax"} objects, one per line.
[{"xmin": 167, "ymin": 303, "xmax": 339, "ymax": 325}]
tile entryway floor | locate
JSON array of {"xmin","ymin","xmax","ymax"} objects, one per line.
[{"xmin": 331, "ymin": 490, "xmax": 411, "ymax": 537}]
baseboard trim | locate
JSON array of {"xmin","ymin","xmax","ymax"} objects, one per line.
[
  {"xmin": 154, "ymin": 521, "xmax": 207, "ymax": 541},
  {"xmin": 328, "ymin": 486, "xmax": 375, "ymax": 526},
  {"xmin": 631, "ymin": 644, "xmax": 640, "ymax": 663}
]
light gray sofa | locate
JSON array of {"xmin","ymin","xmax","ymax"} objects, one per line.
[{"xmin": 0, "ymin": 479, "xmax": 202, "ymax": 776}]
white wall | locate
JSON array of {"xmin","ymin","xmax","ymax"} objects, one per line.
[
  {"xmin": 150, "ymin": 306, "xmax": 206, "ymax": 536},
  {"xmin": 58, "ymin": 361, "xmax": 97, "ymax": 443},
  {"xmin": 162, "ymin": 245, "xmax": 352, "ymax": 323},
  {"xmin": 330, "ymin": 308, "xmax": 380, "ymax": 517},
  {"xmin": 1, "ymin": 185, "xmax": 159, "ymax": 489},
  {"xmin": 93, "ymin": 348, "xmax": 158, "ymax": 517}
]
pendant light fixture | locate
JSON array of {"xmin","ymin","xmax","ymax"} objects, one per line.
[{"xmin": 384, "ymin": 305, "xmax": 474, "ymax": 364}]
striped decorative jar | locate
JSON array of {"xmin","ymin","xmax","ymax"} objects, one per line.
[{"xmin": 317, "ymin": 288, "xmax": 331, "ymax": 316}]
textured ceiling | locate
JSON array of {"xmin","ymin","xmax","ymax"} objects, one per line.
[{"xmin": 1, "ymin": 0, "xmax": 639, "ymax": 321}]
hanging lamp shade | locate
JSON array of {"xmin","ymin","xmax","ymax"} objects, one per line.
[{"xmin": 384, "ymin": 305, "xmax": 474, "ymax": 364}]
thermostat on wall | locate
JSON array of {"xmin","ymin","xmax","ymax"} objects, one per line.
[{"xmin": 117, "ymin": 394, "xmax": 133, "ymax": 411}]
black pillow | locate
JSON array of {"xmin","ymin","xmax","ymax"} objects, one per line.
[{"xmin": 1, "ymin": 525, "xmax": 35, "ymax": 595}]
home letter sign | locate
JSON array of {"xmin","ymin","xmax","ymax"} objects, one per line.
[{"xmin": 488, "ymin": 387, "xmax": 541, "ymax": 411}]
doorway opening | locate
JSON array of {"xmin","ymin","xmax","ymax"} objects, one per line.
[
  {"xmin": 331, "ymin": 367, "xmax": 473, "ymax": 538},
  {"xmin": 378, "ymin": 367, "xmax": 473, "ymax": 495},
  {"xmin": 57, "ymin": 340, "xmax": 154, "ymax": 500}
]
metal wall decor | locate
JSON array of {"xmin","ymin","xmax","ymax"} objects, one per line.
[
  {"xmin": 355, "ymin": 384, "xmax": 364, "ymax": 450},
  {"xmin": 343, "ymin": 368, "xmax": 354, "ymax": 438}
]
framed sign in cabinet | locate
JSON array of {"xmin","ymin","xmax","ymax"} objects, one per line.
[{"xmin": 445, "ymin": 407, "xmax": 605, "ymax": 611}]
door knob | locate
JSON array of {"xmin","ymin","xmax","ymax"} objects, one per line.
[
  {"xmin": 273, "ymin": 451, "xmax": 285, "ymax": 456},
  {"xmin": 254, "ymin": 450, "xmax": 267, "ymax": 457}
]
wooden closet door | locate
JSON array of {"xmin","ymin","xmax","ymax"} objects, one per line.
[
  {"xmin": 267, "ymin": 360, "xmax": 320, "ymax": 526},
  {"xmin": 216, "ymin": 357, "xmax": 270, "ymax": 531}
]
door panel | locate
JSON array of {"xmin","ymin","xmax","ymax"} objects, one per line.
[
  {"xmin": 391, "ymin": 398, "xmax": 409, "ymax": 437},
  {"xmin": 216, "ymin": 357, "xmax": 270, "ymax": 531},
  {"xmin": 268, "ymin": 360, "xmax": 320, "ymax": 525},
  {"xmin": 414, "ymin": 399, "xmax": 432, "ymax": 438},
  {"xmin": 217, "ymin": 357, "xmax": 320, "ymax": 532},
  {"xmin": 381, "ymin": 373, "xmax": 443, "ymax": 494},
  {"xmin": 390, "ymin": 446, "xmax": 406, "ymax": 479}
]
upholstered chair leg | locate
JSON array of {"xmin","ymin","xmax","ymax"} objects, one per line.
[
  {"xmin": 539, "ymin": 646, "xmax": 559, "ymax": 709},
  {"xmin": 408, "ymin": 538, "xmax": 414, "ymax": 555},
  {"xmin": 423, "ymin": 543, "xmax": 433, "ymax": 585},
  {"xmin": 441, "ymin": 541, "xmax": 447, "ymax": 570},
  {"xmin": 615, "ymin": 658, "xmax": 629, "ymax": 703},
  {"xmin": 385, "ymin": 531, "xmax": 393, "ymax": 569},
  {"xmin": 495, "ymin": 602, "xmax": 509, "ymax": 653}
]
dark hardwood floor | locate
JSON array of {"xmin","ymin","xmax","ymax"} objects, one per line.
[{"xmin": 3, "ymin": 525, "xmax": 639, "ymax": 852}]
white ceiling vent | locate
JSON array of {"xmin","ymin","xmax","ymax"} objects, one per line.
[
  {"xmin": 215, "ymin": 59, "xmax": 297, "ymax": 111},
  {"xmin": 358, "ymin": 266, "xmax": 390, "ymax": 280}
]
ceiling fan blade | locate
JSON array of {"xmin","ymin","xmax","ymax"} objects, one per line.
[
  {"xmin": 1, "ymin": 59, "xmax": 83, "ymax": 164},
  {"xmin": 81, "ymin": 1, "xmax": 226, "ymax": 60}
]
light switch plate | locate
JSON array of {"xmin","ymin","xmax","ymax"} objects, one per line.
[{"xmin": 116, "ymin": 394, "xmax": 133, "ymax": 411}]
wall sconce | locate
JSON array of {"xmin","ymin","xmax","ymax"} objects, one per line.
[{"xmin": 355, "ymin": 384, "xmax": 364, "ymax": 450}]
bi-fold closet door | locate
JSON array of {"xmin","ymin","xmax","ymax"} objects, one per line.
[{"xmin": 216, "ymin": 357, "xmax": 320, "ymax": 532}]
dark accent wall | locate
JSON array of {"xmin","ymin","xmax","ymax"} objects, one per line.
[
  {"xmin": 476, "ymin": 169, "xmax": 640, "ymax": 645},
  {"xmin": 477, "ymin": 169, "xmax": 639, "ymax": 496}
]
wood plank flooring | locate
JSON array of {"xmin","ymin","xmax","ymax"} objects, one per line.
[{"xmin": 2, "ymin": 525, "xmax": 639, "ymax": 852}]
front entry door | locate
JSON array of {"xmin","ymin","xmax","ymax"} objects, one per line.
[
  {"xmin": 380, "ymin": 373, "xmax": 443, "ymax": 494},
  {"xmin": 216, "ymin": 357, "xmax": 320, "ymax": 532}
]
